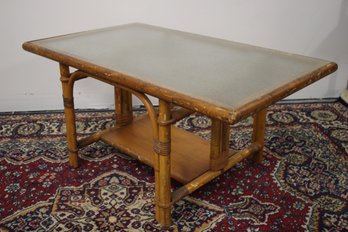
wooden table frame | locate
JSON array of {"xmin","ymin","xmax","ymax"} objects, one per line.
[
  {"xmin": 23, "ymin": 24, "xmax": 337, "ymax": 227},
  {"xmin": 59, "ymin": 63, "xmax": 269, "ymax": 226}
]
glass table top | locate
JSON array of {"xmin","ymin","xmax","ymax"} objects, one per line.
[{"xmin": 25, "ymin": 23, "xmax": 335, "ymax": 113}]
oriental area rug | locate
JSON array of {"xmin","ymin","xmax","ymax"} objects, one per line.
[{"xmin": 0, "ymin": 100, "xmax": 347, "ymax": 232}]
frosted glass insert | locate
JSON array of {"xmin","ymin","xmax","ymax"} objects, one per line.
[{"xmin": 33, "ymin": 23, "xmax": 330, "ymax": 109}]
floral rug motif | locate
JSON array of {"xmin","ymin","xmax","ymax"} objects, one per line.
[
  {"xmin": 0, "ymin": 101, "xmax": 347, "ymax": 231},
  {"xmin": 0, "ymin": 170, "xmax": 223, "ymax": 231}
]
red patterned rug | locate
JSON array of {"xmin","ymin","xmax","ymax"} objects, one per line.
[{"xmin": 0, "ymin": 101, "xmax": 347, "ymax": 231}]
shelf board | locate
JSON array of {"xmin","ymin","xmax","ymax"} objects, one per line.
[{"xmin": 100, "ymin": 115, "xmax": 211, "ymax": 184}]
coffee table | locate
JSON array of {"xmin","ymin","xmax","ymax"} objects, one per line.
[{"xmin": 23, "ymin": 23, "xmax": 337, "ymax": 226}]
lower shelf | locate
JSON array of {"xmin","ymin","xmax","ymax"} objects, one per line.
[{"xmin": 100, "ymin": 115, "xmax": 211, "ymax": 184}]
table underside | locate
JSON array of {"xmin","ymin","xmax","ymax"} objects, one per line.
[
  {"xmin": 99, "ymin": 114, "xmax": 233, "ymax": 184},
  {"xmin": 51, "ymin": 65, "xmax": 269, "ymax": 227}
]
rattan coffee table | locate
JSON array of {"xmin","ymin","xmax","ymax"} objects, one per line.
[{"xmin": 23, "ymin": 23, "xmax": 337, "ymax": 226}]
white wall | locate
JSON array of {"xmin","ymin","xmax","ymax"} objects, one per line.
[{"xmin": 1, "ymin": 0, "xmax": 347, "ymax": 112}]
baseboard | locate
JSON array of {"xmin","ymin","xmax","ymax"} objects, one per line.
[
  {"xmin": 279, "ymin": 98, "xmax": 338, "ymax": 104},
  {"xmin": 0, "ymin": 98, "xmax": 343, "ymax": 115},
  {"xmin": 340, "ymin": 90, "xmax": 348, "ymax": 104}
]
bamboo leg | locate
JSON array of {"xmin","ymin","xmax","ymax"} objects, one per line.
[
  {"xmin": 154, "ymin": 148, "xmax": 160, "ymax": 222},
  {"xmin": 221, "ymin": 122, "xmax": 230, "ymax": 157},
  {"xmin": 210, "ymin": 118, "xmax": 230, "ymax": 171},
  {"xmin": 60, "ymin": 64, "xmax": 79, "ymax": 168},
  {"xmin": 252, "ymin": 109, "xmax": 267, "ymax": 163},
  {"xmin": 114, "ymin": 86, "xmax": 133, "ymax": 127},
  {"xmin": 154, "ymin": 100, "xmax": 172, "ymax": 226}
]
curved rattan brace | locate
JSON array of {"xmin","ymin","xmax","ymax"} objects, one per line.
[
  {"xmin": 116, "ymin": 84, "xmax": 159, "ymax": 139},
  {"xmin": 66, "ymin": 71, "xmax": 89, "ymax": 97},
  {"xmin": 63, "ymin": 68, "xmax": 159, "ymax": 139}
]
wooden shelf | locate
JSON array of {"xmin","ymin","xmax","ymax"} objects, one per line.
[{"xmin": 100, "ymin": 115, "xmax": 211, "ymax": 184}]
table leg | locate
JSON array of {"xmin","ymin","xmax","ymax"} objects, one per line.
[
  {"xmin": 60, "ymin": 64, "xmax": 79, "ymax": 168},
  {"xmin": 252, "ymin": 109, "xmax": 267, "ymax": 163},
  {"xmin": 154, "ymin": 99, "xmax": 172, "ymax": 226},
  {"xmin": 210, "ymin": 118, "xmax": 230, "ymax": 171},
  {"xmin": 114, "ymin": 86, "xmax": 133, "ymax": 127}
]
